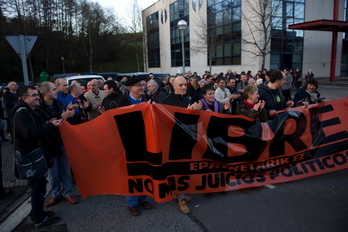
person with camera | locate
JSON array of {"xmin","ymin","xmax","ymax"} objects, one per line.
[
  {"xmin": 36, "ymin": 81, "xmax": 78, "ymax": 208},
  {"xmin": 14, "ymin": 85, "xmax": 62, "ymax": 228}
]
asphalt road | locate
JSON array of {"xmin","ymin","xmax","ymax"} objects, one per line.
[{"xmin": 10, "ymin": 79, "xmax": 348, "ymax": 232}]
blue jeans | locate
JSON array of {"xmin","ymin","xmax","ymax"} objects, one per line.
[
  {"xmin": 126, "ymin": 195, "xmax": 147, "ymax": 207},
  {"xmin": 48, "ymin": 146, "xmax": 72, "ymax": 198}
]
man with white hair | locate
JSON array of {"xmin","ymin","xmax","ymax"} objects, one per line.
[{"xmin": 147, "ymin": 79, "xmax": 167, "ymax": 104}]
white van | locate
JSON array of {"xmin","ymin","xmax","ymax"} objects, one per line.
[{"xmin": 64, "ymin": 75, "xmax": 106, "ymax": 88}]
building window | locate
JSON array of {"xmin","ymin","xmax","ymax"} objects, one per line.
[
  {"xmin": 341, "ymin": 0, "xmax": 348, "ymax": 77},
  {"xmin": 170, "ymin": 0, "xmax": 190, "ymax": 67},
  {"xmin": 207, "ymin": 0, "xmax": 241, "ymax": 66},
  {"xmin": 146, "ymin": 12, "xmax": 160, "ymax": 68},
  {"xmin": 271, "ymin": 0, "xmax": 305, "ymax": 70}
]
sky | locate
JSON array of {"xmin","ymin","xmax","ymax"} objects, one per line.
[{"xmin": 95, "ymin": 0, "xmax": 158, "ymax": 26}]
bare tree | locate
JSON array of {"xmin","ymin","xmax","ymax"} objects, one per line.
[
  {"xmin": 127, "ymin": 0, "xmax": 142, "ymax": 72},
  {"xmin": 141, "ymin": 14, "xmax": 148, "ymax": 72},
  {"xmin": 241, "ymin": 0, "xmax": 279, "ymax": 70}
]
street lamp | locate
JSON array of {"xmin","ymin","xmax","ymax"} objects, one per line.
[
  {"xmin": 61, "ymin": 57, "xmax": 65, "ymax": 73},
  {"xmin": 177, "ymin": 19, "xmax": 187, "ymax": 75}
]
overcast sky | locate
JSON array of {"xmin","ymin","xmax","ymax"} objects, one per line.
[{"xmin": 95, "ymin": 0, "xmax": 158, "ymax": 25}]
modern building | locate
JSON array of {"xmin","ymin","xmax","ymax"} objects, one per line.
[{"xmin": 142, "ymin": 0, "xmax": 347, "ymax": 78}]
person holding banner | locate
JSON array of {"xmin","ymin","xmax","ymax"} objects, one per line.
[
  {"xmin": 293, "ymin": 78, "xmax": 325, "ymax": 107},
  {"xmin": 258, "ymin": 70, "xmax": 294, "ymax": 116},
  {"xmin": 163, "ymin": 76, "xmax": 201, "ymax": 214},
  {"xmin": 98, "ymin": 80, "xmax": 122, "ymax": 114},
  {"xmin": 115, "ymin": 75, "xmax": 152, "ymax": 217},
  {"xmin": 201, "ymin": 84, "xmax": 231, "ymax": 114}
]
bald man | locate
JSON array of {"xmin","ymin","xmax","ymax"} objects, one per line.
[
  {"xmin": 162, "ymin": 76, "xmax": 201, "ymax": 214},
  {"xmin": 163, "ymin": 76, "xmax": 202, "ymax": 110},
  {"xmin": 84, "ymin": 79, "xmax": 106, "ymax": 120}
]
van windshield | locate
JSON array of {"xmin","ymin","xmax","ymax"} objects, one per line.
[{"xmin": 68, "ymin": 77, "xmax": 103, "ymax": 88}]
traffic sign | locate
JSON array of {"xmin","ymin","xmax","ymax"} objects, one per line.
[{"xmin": 5, "ymin": 35, "xmax": 37, "ymax": 57}]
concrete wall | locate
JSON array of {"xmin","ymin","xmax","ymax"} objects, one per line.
[{"xmin": 302, "ymin": 0, "xmax": 344, "ymax": 78}]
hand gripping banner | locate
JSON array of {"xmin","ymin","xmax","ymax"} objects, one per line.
[{"xmin": 59, "ymin": 97, "xmax": 348, "ymax": 202}]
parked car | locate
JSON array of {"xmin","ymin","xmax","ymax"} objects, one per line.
[
  {"xmin": 98, "ymin": 72, "xmax": 120, "ymax": 81},
  {"xmin": 117, "ymin": 72, "xmax": 170, "ymax": 83},
  {"xmin": 53, "ymin": 73, "xmax": 79, "ymax": 80},
  {"xmin": 64, "ymin": 75, "xmax": 106, "ymax": 88}
]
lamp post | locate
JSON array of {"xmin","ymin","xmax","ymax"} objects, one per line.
[
  {"xmin": 61, "ymin": 57, "xmax": 65, "ymax": 73},
  {"xmin": 177, "ymin": 19, "xmax": 187, "ymax": 76}
]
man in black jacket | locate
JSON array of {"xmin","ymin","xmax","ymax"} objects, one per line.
[
  {"xmin": 162, "ymin": 76, "xmax": 201, "ymax": 214},
  {"xmin": 36, "ymin": 81, "xmax": 78, "ymax": 208},
  {"xmin": 98, "ymin": 80, "xmax": 122, "ymax": 114},
  {"xmin": 258, "ymin": 70, "xmax": 294, "ymax": 116},
  {"xmin": 14, "ymin": 85, "xmax": 62, "ymax": 228}
]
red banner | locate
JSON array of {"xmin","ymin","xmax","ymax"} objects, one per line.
[{"xmin": 60, "ymin": 97, "xmax": 348, "ymax": 202}]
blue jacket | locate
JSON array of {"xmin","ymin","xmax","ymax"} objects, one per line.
[{"xmin": 57, "ymin": 91, "xmax": 80, "ymax": 123}]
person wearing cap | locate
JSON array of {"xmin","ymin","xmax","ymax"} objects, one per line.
[
  {"xmin": 115, "ymin": 75, "xmax": 152, "ymax": 217},
  {"xmin": 116, "ymin": 75, "xmax": 149, "ymax": 107},
  {"xmin": 199, "ymin": 79, "xmax": 207, "ymax": 88}
]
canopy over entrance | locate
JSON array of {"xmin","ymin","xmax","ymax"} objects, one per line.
[{"xmin": 288, "ymin": 0, "xmax": 343, "ymax": 82}]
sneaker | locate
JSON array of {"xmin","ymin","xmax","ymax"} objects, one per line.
[
  {"xmin": 128, "ymin": 207, "xmax": 140, "ymax": 216},
  {"xmin": 30, "ymin": 211, "xmax": 56, "ymax": 221},
  {"xmin": 139, "ymin": 201, "xmax": 152, "ymax": 210},
  {"xmin": 172, "ymin": 194, "xmax": 192, "ymax": 202},
  {"xmin": 178, "ymin": 200, "xmax": 190, "ymax": 214},
  {"xmin": 35, "ymin": 216, "xmax": 61, "ymax": 228}
]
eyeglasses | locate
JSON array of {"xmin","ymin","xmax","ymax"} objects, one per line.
[
  {"xmin": 26, "ymin": 93, "xmax": 40, "ymax": 97},
  {"xmin": 132, "ymin": 84, "xmax": 146, "ymax": 87}
]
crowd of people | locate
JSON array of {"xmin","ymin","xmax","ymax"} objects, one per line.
[{"xmin": 0, "ymin": 67, "xmax": 324, "ymax": 228}]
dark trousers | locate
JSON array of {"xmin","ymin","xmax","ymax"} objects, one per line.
[
  {"xmin": 28, "ymin": 176, "xmax": 47, "ymax": 224},
  {"xmin": 0, "ymin": 143, "xmax": 4, "ymax": 192},
  {"xmin": 283, "ymin": 89, "xmax": 292, "ymax": 102}
]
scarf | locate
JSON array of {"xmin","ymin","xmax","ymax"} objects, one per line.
[
  {"xmin": 201, "ymin": 98, "xmax": 220, "ymax": 112},
  {"xmin": 243, "ymin": 99, "xmax": 255, "ymax": 109},
  {"xmin": 306, "ymin": 90, "xmax": 318, "ymax": 103}
]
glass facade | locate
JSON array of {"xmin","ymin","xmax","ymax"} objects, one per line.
[
  {"xmin": 341, "ymin": 0, "xmax": 348, "ymax": 77},
  {"xmin": 207, "ymin": 0, "xmax": 241, "ymax": 66},
  {"xmin": 170, "ymin": 0, "xmax": 190, "ymax": 67},
  {"xmin": 271, "ymin": 0, "xmax": 305, "ymax": 70},
  {"xmin": 146, "ymin": 12, "xmax": 161, "ymax": 68}
]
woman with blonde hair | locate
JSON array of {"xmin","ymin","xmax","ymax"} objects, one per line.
[{"xmin": 236, "ymin": 85, "xmax": 268, "ymax": 122}]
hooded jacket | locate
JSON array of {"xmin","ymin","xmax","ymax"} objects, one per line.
[{"xmin": 257, "ymin": 84, "xmax": 286, "ymax": 116}]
